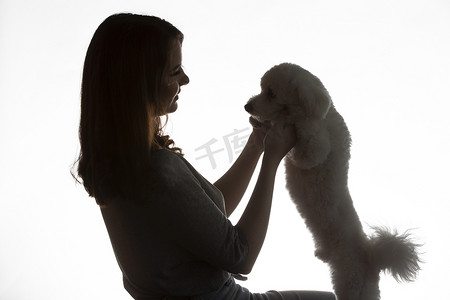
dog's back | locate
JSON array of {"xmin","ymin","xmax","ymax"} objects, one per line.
[{"xmin": 282, "ymin": 65, "xmax": 420, "ymax": 300}]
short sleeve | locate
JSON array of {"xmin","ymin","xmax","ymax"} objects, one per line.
[{"xmin": 149, "ymin": 151, "xmax": 249, "ymax": 274}]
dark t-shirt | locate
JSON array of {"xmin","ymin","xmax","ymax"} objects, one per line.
[{"xmin": 100, "ymin": 149, "xmax": 249, "ymax": 298}]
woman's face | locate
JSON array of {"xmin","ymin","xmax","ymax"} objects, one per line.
[{"xmin": 160, "ymin": 40, "xmax": 189, "ymax": 114}]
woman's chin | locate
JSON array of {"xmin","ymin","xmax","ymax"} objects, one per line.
[{"xmin": 167, "ymin": 102, "xmax": 178, "ymax": 114}]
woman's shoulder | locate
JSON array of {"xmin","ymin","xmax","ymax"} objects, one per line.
[
  {"xmin": 149, "ymin": 149, "xmax": 195, "ymax": 182},
  {"xmin": 150, "ymin": 148, "xmax": 184, "ymax": 169},
  {"xmin": 150, "ymin": 148, "xmax": 183, "ymax": 162}
]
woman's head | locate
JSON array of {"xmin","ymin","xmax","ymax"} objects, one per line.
[{"xmin": 74, "ymin": 13, "xmax": 188, "ymax": 205}]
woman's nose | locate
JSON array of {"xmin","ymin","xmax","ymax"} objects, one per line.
[{"xmin": 181, "ymin": 69, "xmax": 189, "ymax": 86}]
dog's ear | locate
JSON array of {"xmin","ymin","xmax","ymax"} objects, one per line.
[{"xmin": 297, "ymin": 85, "xmax": 331, "ymax": 119}]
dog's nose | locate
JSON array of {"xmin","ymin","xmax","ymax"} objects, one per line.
[{"xmin": 244, "ymin": 103, "xmax": 253, "ymax": 113}]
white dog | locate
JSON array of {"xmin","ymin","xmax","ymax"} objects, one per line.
[{"xmin": 245, "ymin": 63, "xmax": 421, "ymax": 300}]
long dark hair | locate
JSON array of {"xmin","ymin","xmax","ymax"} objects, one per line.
[{"xmin": 72, "ymin": 13, "xmax": 183, "ymax": 206}]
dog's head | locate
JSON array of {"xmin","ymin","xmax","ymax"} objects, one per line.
[{"xmin": 245, "ymin": 63, "xmax": 331, "ymax": 123}]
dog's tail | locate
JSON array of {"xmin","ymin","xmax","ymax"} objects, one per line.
[{"xmin": 368, "ymin": 226, "xmax": 422, "ymax": 282}]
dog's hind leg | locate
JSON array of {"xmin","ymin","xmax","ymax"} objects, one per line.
[
  {"xmin": 329, "ymin": 250, "xmax": 366, "ymax": 300},
  {"xmin": 359, "ymin": 272, "xmax": 381, "ymax": 300}
]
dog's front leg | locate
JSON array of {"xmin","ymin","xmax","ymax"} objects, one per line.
[{"xmin": 287, "ymin": 120, "xmax": 330, "ymax": 169}]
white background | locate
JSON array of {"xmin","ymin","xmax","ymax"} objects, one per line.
[{"xmin": 1, "ymin": 0, "xmax": 449, "ymax": 299}]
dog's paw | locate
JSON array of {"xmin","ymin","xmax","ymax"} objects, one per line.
[{"xmin": 315, "ymin": 248, "xmax": 330, "ymax": 262}]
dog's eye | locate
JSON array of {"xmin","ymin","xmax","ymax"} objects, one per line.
[{"xmin": 267, "ymin": 88, "xmax": 276, "ymax": 99}]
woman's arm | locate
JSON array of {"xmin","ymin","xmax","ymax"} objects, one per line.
[
  {"xmin": 214, "ymin": 118, "xmax": 269, "ymax": 217},
  {"xmin": 214, "ymin": 133, "xmax": 262, "ymax": 217},
  {"xmin": 235, "ymin": 122, "xmax": 296, "ymax": 274}
]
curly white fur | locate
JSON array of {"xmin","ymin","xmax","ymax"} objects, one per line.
[{"xmin": 245, "ymin": 63, "xmax": 421, "ymax": 300}]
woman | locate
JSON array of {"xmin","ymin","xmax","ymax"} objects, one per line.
[{"xmin": 73, "ymin": 13, "xmax": 335, "ymax": 300}]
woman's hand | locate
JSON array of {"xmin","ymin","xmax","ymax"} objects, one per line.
[
  {"xmin": 263, "ymin": 122, "xmax": 297, "ymax": 162},
  {"xmin": 246, "ymin": 117, "xmax": 271, "ymax": 154}
]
